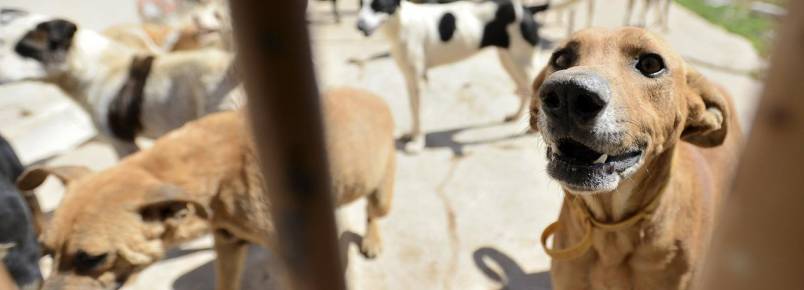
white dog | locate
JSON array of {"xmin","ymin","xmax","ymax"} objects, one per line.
[
  {"xmin": 0, "ymin": 9, "xmax": 237, "ymax": 156},
  {"xmin": 357, "ymin": 0, "xmax": 549, "ymax": 152}
]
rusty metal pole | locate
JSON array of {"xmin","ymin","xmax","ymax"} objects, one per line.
[
  {"xmin": 692, "ymin": 2, "xmax": 804, "ymax": 290},
  {"xmin": 227, "ymin": 1, "xmax": 347, "ymax": 290}
]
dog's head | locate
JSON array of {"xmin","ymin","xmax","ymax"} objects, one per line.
[
  {"xmin": 0, "ymin": 9, "xmax": 78, "ymax": 84},
  {"xmin": 530, "ymin": 27, "xmax": 729, "ymax": 194},
  {"xmin": 357, "ymin": 0, "xmax": 401, "ymax": 36},
  {"xmin": 17, "ymin": 165, "xmax": 209, "ymax": 290},
  {"xmin": 183, "ymin": 0, "xmax": 232, "ymax": 50}
]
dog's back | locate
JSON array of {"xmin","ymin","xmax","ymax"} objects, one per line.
[
  {"xmin": 397, "ymin": 0, "xmax": 544, "ymax": 66},
  {"xmin": 0, "ymin": 135, "xmax": 42, "ymax": 290},
  {"xmin": 324, "ymin": 87, "xmax": 396, "ymax": 205}
]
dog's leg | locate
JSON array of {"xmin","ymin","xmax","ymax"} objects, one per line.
[
  {"xmin": 659, "ymin": 0, "xmax": 671, "ymax": 31},
  {"xmin": 404, "ymin": 75, "xmax": 426, "ymax": 153},
  {"xmin": 360, "ymin": 153, "xmax": 395, "ymax": 258},
  {"xmin": 556, "ymin": 9, "xmax": 565, "ymax": 26},
  {"xmin": 393, "ymin": 49, "xmax": 427, "ymax": 153},
  {"xmin": 331, "ymin": 0, "xmax": 340, "ymax": 23},
  {"xmin": 624, "ymin": 0, "xmax": 636, "ymax": 26},
  {"xmin": 638, "ymin": 0, "xmax": 654, "ymax": 27},
  {"xmin": 213, "ymin": 229, "xmax": 248, "ymax": 290},
  {"xmin": 497, "ymin": 49, "xmax": 534, "ymax": 123},
  {"xmin": 567, "ymin": 9, "xmax": 576, "ymax": 36}
]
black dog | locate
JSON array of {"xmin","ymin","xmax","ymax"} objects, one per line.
[{"xmin": 0, "ymin": 134, "xmax": 41, "ymax": 290}]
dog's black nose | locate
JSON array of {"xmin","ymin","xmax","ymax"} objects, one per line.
[
  {"xmin": 539, "ymin": 70, "xmax": 610, "ymax": 126},
  {"xmin": 356, "ymin": 20, "xmax": 371, "ymax": 36}
]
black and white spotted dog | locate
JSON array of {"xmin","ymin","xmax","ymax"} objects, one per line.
[
  {"xmin": 357, "ymin": 0, "xmax": 549, "ymax": 152},
  {"xmin": 0, "ymin": 134, "xmax": 42, "ymax": 290},
  {"xmin": 0, "ymin": 8, "xmax": 238, "ymax": 157}
]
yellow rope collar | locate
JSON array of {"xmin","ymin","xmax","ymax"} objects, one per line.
[{"xmin": 541, "ymin": 193, "xmax": 663, "ymax": 261}]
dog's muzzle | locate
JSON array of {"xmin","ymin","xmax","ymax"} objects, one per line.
[
  {"xmin": 538, "ymin": 69, "xmax": 644, "ymax": 193},
  {"xmin": 539, "ymin": 70, "xmax": 611, "ymax": 128},
  {"xmin": 356, "ymin": 19, "xmax": 374, "ymax": 37}
]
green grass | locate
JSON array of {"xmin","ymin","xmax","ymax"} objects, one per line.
[{"xmin": 674, "ymin": 0, "xmax": 780, "ymax": 56}]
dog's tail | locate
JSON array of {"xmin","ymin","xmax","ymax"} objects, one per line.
[{"xmin": 525, "ymin": 1, "xmax": 550, "ymax": 14}]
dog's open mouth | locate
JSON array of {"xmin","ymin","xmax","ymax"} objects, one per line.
[{"xmin": 546, "ymin": 139, "xmax": 643, "ymax": 193}]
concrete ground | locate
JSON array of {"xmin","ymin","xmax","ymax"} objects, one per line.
[{"xmin": 0, "ymin": 0, "xmax": 763, "ymax": 289}]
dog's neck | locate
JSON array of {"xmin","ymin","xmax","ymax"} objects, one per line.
[
  {"xmin": 379, "ymin": 5, "xmax": 406, "ymax": 38},
  {"xmin": 48, "ymin": 30, "xmax": 136, "ymax": 115},
  {"xmin": 577, "ymin": 147, "xmax": 676, "ymax": 223},
  {"xmin": 127, "ymin": 113, "xmax": 252, "ymax": 204}
]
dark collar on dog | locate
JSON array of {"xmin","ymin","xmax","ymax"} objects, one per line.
[{"xmin": 108, "ymin": 55, "xmax": 155, "ymax": 143}]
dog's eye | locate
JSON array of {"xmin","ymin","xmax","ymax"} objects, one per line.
[
  {"xmin": 551, "ymin": 49, "xmax": 575, "ymax": 70},
  {"xmin": 636, "ymin": 54, "xmax": 665, "ymax": 77},
  {"xmin": 74, "ymin": 251, "xmax": 108, "ymax": 272}
]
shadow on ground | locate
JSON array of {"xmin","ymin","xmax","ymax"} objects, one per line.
[
  {"xmin": 171, "ymin": 231, "xmax": 367, "ymax": 290},
  {"xmin": 339, "ymin": 230, "xmax": 364, "ymax": 271},
  {"xmin": 396, "ymin": 122, "xmax": 532, "ymax": 156},
  {"xmin": 474, "ymin": 247, "xmax": 552, "ymax": 290},
  {"xmin": 172, "ymin": 246, "xmax": 279, "ymax": 290},
  {"xmin": 164, "ymin": 247, "xmax": 211, "ymax": 260}
]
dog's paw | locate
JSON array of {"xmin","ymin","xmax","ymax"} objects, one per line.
[
  {"xmin": 402, "ymin": 135, "xmax": 425, "ymax": 154},
  {"xmin": 360, "ymin": 237, "xmax": 382, "ymax": 259}
]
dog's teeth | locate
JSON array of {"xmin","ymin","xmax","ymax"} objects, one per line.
[{"xmin": 593, "ymin": 154, "xmax": 608, "ymax": 164}]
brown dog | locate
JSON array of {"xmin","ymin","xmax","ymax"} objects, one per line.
[
  {"xmin": 532, "ymin": 27, "xmax": 741, "ymax": 290},
  {"xmin": 18, "ymin": 87, "xmax": 396, "ymax": 290}
]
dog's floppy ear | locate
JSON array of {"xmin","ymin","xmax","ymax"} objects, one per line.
[
  {"xmin": 529, "ymin": 67, "xmax": 549, "ymax": 132},
  {"xmin": 138, "ymin": 184, "xmax": 210, "ymax": 230},
  {"xmin": 15, "ymin": 166, "xmax": 88, "ymax": 247},
  {"xmin": 14, "ymin": 19, "xmax": 77, "ymax": 63},
  {"xmin": 682, "ymin": 67, "xmax": 729, "ymax": 147},
  {"xmin": 16, "ymin": 165, "xmax": 91, "ymax": 191}
]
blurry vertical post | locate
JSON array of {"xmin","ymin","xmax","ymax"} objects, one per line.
[
  {"xmin": 692, "ymin": 1, "xmax": 804, "ymax": 290},
  {"xmin": 228, "ymin": 1, "xmax": 347, "ymax": 290}
]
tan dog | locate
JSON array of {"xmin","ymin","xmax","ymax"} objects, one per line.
[
  {"xmin": 18, "ymin": 88, "xmax": 396, "ymax": 290},
  {"xmin": 104, "ymin": 0, "xmax": 233, "ymax": 53},
  {"xmin": 102, "ymin": 22, "xmax": 222, "ymax": 54},
  {"xmin": 532, "ymin": 28, "xmax": 741, "ymax": 290}
]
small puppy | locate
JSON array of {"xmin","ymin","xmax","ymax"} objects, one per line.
[
  {"xmin": 18, "ymin": 88, "xmax": 396, "ymax": 290},
  {"xmin": 532, "ymin": 27, "xmax": 741, "ymax": 290},
  {"xmin": 357, "ymin": 0, "xmax": 549, "ymax": 152},
  {"xmin": 0, "ymin": 9, "xmax": 238, "ymax": 156},
  {"xmin": 0, "ymin": 134, "xmax": 42, "ymax": 290}
]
